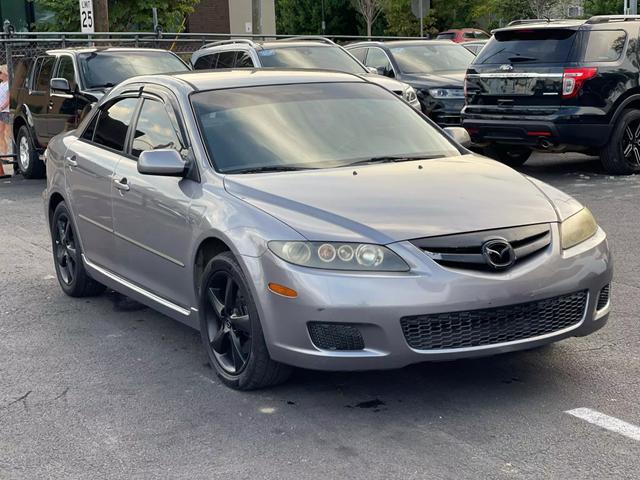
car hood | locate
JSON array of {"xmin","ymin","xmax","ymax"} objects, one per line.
[
  {"xmin": 359, "ymin": 73, "xmax": 409, "ymax": 93},
  {"xmin": 400, "ymin": 71, "xmax": 466, "ymax": 89},
  {"xmin": 223, "ymin": 155, "xmax": 559, "ymax": 244}
]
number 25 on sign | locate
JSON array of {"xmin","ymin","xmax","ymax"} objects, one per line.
[{"xmin": 79, "ymin": 0, "xmax": 94, "ymax": 33}]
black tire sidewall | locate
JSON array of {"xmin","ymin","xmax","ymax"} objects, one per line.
[
  {"xmin": 17, "ymin": 126, "xmax": 44, "ymax": 179},
  {"xmin": 198, "ymin": 252, "xmax": 270, "ymax": 389},
  {"xmin": 603, "ymin": 109, "xmax": 640, "ymax": 175},
  {"xmin": 51, "ymin": 202, "xmax": 81, "ymax": 296}
]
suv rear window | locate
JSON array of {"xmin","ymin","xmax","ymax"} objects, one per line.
[
  {"xmin": 583, "ymin": 30, "xmax": 626, "ymax": 62},
  {"xmin": 476, "ymin": 29, "xmax": 578, "ymax": 64}
]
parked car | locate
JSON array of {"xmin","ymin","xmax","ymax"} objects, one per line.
[
  {"xmin": 463, "ymin": 40, "xmax": 488, "ymax": 55},
  {"xmin": 437, "ymin": 29, "xmax": 490, "ymax": 43},
  {"xmin": 463, "ymin": 16, "xmax": 640, "ymax": 174},
  {"xmin": 44, "ymin": 69, "xmax": 612, "ymax": 390},
  {"xmin": 346, "ymin": 40, "xmax": 475, "ymax": 126},
  {"xmin": 190, "ymin": 37, "xmax": 420, "ymax": 110},
  {"xmin": 11, "ymin": 47, "xmax": 190, "ymax": 178}
]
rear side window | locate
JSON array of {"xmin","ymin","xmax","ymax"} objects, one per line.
[
  {"xmin": 437, "ymin": 33, "xmax": 455, "ymax": 40},
  {"xmin": 93, "ymin": 97, "xmax": 138, "ymax": 151},
  {"xmin": 476, "ymin": 29, "xmax": 578, "ymax": 64},
  {"xmin": 583, "ymin": 30, "xmax": 626, "ymax": 62},
  {"xmin": 194, "ymin": 54, "xmax": 216, "ymax": 70},
  {"xmin": 35, "ymin": 57, "xmax": 55, "ymax": 91},
  {"xmin": 235, "ymin": 51, "xmax": 254, "ymax": 67},
  {"xmin": 216, "ymin": 51, "xmax": 236, "ymax": 69}
]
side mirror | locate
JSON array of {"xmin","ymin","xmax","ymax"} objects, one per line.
[
  {"xmin": 50, "ymin": 77, "xmax": 71, "ymax": 94},
  {"xmin": 137, "ymin": 149, "xmax": 186, "ymax": 177},
  {"xmin": 367, "ymin": 66, "xmax": 378, "ymax": 74},
  {"xmin": 443, "ymin": 127, "xmax": 472, "ymax": 148}
]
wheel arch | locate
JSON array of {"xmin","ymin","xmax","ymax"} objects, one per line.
[
  {"xmin": 193, "ymin": 236, "xmax": 233, "ymax": 297},
  {"xmin": 47, "ymin": 191, "xmax": 66, "ymax": 228},
  {"xmin": 610, "ymin": 92, "xmax": 640, "ymax": 126}
]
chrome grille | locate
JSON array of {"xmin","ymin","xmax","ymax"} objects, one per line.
[
  {"xmin": 400, "ymin": 290, "xmax": 587, "ymax": 350},
  {"xmin": 410, "ymin": 224, "xmax": 551, "ymax": 272}
]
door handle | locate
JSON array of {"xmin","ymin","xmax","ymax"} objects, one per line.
[
  {"xmin": 113, "ymin": 177, "xmax": 130, "ymax": 192},
  {"xmin": 65, "ymin": 155, "xmax": 77, "ymax": 167}
]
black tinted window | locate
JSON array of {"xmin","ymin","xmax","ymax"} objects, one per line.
[
  {"xmin": 194, "ymin": 54, "xmax": 216, "ymax": 70},
  {"xmin": 131, "ymin": 99, "xmax": 182, "ymax": 157},
  {"xmin": 476, "ymin": 29, "xmax": 577, "ymax": 64},
  {"xmin": 235, "ymin": 51, "xmax": 254, "ymax": 67},
  {"xmin": 216, "ymin": 51, "xmax": 236, "ymax": 68},
  {"xmin": 81, "ymin": 112, "xmax": 99, "ymax": 141},
  {"xmin": 437, "ymin": 33, "xmax": 455, "ymax": 40},
  {"xmin": 93, "ymin": 97, "xmax": 138, "ymax": 151},
  {"xmin": 56, "ymin": 56, "xmax": 76, "ymax": 88},
  {"xmin": 583, "ymin": 30, "xmax": 626, "ymax": 62},
  {"xmin": 36, "ymin": 57, "xmax": 55, "ymax": 90}
]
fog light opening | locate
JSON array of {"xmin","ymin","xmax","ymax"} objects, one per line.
[{"xmin": 268, "ymin": 283, "xmax": 298, "ymax": 298}]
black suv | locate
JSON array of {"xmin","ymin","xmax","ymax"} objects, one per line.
[
  {"xmin": 11, "ymin": 47, "xmax": 189, "ymax": 178},
  {"xmin": 463, "ymin": 16, "xmax": 640, "ymax": 174},
  {"xmin": 346, "ymin": 40, "xmax": 475, "ymax": 126}
]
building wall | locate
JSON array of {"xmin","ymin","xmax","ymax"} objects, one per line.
[
  {"xmin": 228, "ymin": 0, "xmax": 276, "ymax": 35},
  {"xmin": 187, "ymin": 0, "xmax": 231, "ymax": 33}
]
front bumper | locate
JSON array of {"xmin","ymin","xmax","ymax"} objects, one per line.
[
  {"xmin": 241, "ymin": 225, "xmax": 612, "ymax": 371},
  {"xmin": 420, "ymin": 95, "xmax": 465, "ymax": 127}
]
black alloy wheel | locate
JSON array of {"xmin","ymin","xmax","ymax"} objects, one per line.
[
  {"xmin": 601, "ymin": 108, "xmax": 640, "ymax": 175},
  {"xmin": 204, "ymin": 270, "xmax": 252, "ymax": 374},
  {"xmin": 54, "ymin": 211, "xmax": 78, "ymax": 286},
  {"xmin": 621, "ymin": 119, "xmax": 640, "ymax": 170}
]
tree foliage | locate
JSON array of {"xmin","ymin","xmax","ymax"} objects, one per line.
[
  {"xmin": 584, "ymin": 0, "xmax": 623, "ymax": 15},
  {"xmin": 35, "ymin": 0, "xmax": 199, "ymax": 32}
]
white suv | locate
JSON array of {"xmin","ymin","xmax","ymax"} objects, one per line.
[{"xmin": 190, "ymin": 37, "xmax": 420, "ymax": 110}]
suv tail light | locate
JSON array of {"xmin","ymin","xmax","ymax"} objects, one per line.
[{"xmin": 562, "ymin": 67, "xmax": 597, "ymax": 98}]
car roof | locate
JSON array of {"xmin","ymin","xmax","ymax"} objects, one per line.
[
  {"xmin": 124, "ymin": 69, "xmax": 365, "ymax": 92},
  {"xmin": 347, "ymin": 40, "xmax": 462, "ymax": 48},
  {"xmin": 46, "ymin": 47, "xmax": 173, "ymax": 55}
]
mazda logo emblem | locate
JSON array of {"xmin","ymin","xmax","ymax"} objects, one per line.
[{"xmin": 482, "ymin": 239, "xmax": 515, "ymax": 270}]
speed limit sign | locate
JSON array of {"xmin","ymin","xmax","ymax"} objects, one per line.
[{"xmin": 79, "ymin": 0, "xmax": 95, "ymax": 33}]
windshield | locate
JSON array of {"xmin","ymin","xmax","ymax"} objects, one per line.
[
  {"xmin": 192, "ymin": 82, "xmax": 459, "ymax": 173},
  {"xmin": 475, "ymin": 29, "xmax": 578, "ymax": 64},
  {"xmin": 390, "ymin": 44, "xmax": 475, "ymax": 74},
  {"xmin": 78, "ymin": 51, "xmax": 189, "ymax": 89},
  {"xmin": 257, "ymin": 46, "xmax": 366, "ymax": 74}
]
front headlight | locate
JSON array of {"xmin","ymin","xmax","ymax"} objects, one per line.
[
  {"xmin": 428, "ymin": 88, "xmax": 465, "ymax": 99},
  {"xmin": 560, "ymin": 208, "xmax": 598, "ymax": 249},
  {"xmin": 268, "ymin": 241, "xmax": 409, "ymax": 272},
  {"xmin": 403, "ymin": 86, "xmax": 418, "ymax": 103}
]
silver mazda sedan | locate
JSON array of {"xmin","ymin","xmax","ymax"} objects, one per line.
[{"xmin": 44, "ymin": 70, "xmax": 612, "ymax": 390}]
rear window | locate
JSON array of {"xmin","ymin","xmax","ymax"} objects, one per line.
[
  {"xmin": 437, "ymin": 33, "xmax": 455, "ymax": 40},
  {"xmin": 583, "ymin": 30, "xmax": 626, "ymax": 62},
  {"xmin": 476, "ymin": 29, "xmax": 578, "ymax": 64}
]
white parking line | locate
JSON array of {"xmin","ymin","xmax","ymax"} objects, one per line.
[{"xmin": 565, "ymin": 408, "xmax": 640, "ymax": 441}]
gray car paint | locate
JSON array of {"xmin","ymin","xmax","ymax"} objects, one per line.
[{"xmin": 44, "ymin": 70, "xmax": 612, "ymax": 371}]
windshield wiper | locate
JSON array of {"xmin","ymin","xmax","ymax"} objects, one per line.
[
  {"xmin": 344, "ymin": 155, "xmax": 444, "ymax": 167},
  {"xmin": 88, "ymin": 82, "xmax": 115, "ymax": 89},
  {"xmin": 508, "ymin": 56, "xmax": 537, "ymax": 62},
  {"xmin": 226, "ymin": 165, "xmax": 316, "ymax": 174}
]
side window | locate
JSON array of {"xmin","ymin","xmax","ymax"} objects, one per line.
[
  {"xmin": 366, "ymin": 48, "xmax": 393, "ymax": 77},
  {"xmin": 81, "ymin": 111, "xmax": 99, "ymax": 141},
  {"xmin": 583, "ymin": 30, "xmax": 626, "ymax": 62},
  {"xmin": 131, "ymin": 99, "xmax": 182, "ymax": 158},
  {"xmin": 349, "ymin": 48, "xmax": 368, "ymax": 63},
  {"xmin": 194, "ymin": 54, "xmax": 216, "ymax": 70},
  {"xmin": 216, "ymin": 51, "xmax": 236, "ymax": 69},
  {"xmin": 35, "ymin": 56, "xmax": 55, "ymax": 91},
  {"xmin": 92, "ymin": 97, "xmax": 138, "ymax": 151},
  {"xmin": 235, "ymin": 51, "xmax": 254, "ymax": 68},
  {"xmin": 55, "ymin": 56, "xmax": 77, "ymax": 88}
]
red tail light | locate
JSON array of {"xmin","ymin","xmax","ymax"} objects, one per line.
[{"xmin": 562, "ymin": 67, "xmax": 597, "ymax": 99}]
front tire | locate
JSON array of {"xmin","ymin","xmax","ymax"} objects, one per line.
[
  {"xmin": 600, "ymin": 109, "xmax": 640, "ymax": 175},
  {"xmin": 199, "ymin": 251, "xmax": 292, "ymax": 390},
  {"xmin": 484, "ymin": 144, "xmax": 532, "ymax": 168},
  {"xmin": 51, "ymin": 202, "xmax": 106, "ymax": 297},
  {"xmin": 17, "ymin": 126, "xmax": 45, "ymax": 179}
]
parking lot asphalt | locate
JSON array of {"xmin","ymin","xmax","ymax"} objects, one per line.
[{"xmin": 1, "ymin": 153, "xmax": 639, "ymax": 480}]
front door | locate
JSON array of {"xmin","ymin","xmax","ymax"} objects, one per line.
[
  {"xmin": 111, "ymin": 94, "xmax": 196, "ymax": 308},
  {"xmin": 66, "ymin": 96, "xmax": 139, "ymax": 271},
  {"xmin": 48, "ymin": 55, "xmax": 79, "ymax": 137}
]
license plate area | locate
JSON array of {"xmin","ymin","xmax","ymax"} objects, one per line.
[{"xmin": 486, "ymin": 77, "xmax": 538, "ymax": 96}]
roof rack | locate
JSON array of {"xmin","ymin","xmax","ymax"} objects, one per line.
[
  {"xmin": 586, "ymin": 15, "xmax": 640, "ymax": 24},
  {"xmin": 200, "ymin": 39, "xmax": 258, "ymax": 49},
  {"xmin": 276, "ymin": 36, "xmax": 337, "ymax": 45},
  {"xmin": 507, "ymin": 19, "xmax": 560, "ymax": 26}
]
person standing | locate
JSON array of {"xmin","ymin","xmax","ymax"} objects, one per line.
[{"xmin": 0, "ymin": 64, "xmax": 10, "ymax": 178}]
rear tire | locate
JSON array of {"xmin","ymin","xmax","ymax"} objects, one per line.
[
  {"xmin": 484, "ymin": 144, "xmax": 532, "ymax": 168},
  {"xmin": 600, "ymin": 109, "xmax": 640, "ymax": 175},
  {"xmin": 199, "ymin": 251, "xmax": 292, "ymax": 390},
  {"xmin": 51, "ymin": 202, "xmax": 106, "ymax": 297},
  {"xmin": 17, "ymin": 126, "xmax": 45, "ymax": 179}
]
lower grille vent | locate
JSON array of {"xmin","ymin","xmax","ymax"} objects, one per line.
[{"xmin": 308, "ymin": 323, "xmax": 364, "ymax": 351}]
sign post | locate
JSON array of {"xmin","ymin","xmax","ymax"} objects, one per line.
[{"xmin": 79, "ymin": 0, "xmax": 95, "ymax": 34}]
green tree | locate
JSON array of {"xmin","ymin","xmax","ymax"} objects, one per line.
[
  {"xmin": 584, "ymin": 0, "xmax": 623, "ymax": 15},
  {"xmin": 35, "ymin": 0, "xmax": 199, "ymax": 32},
  {"xmin": 276, "ymin": 0, "xmax": 360, "ymax": 35},
  {"xmin": 382, "ymin": 0, "xmax": 437, "ymax": 36}
]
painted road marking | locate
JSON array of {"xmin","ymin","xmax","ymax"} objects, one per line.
[{"xmin": 566, "ymin": 408, "xmax": 640, "ymax": 442}]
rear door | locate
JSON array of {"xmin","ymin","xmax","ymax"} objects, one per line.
[
  {"xmin": 28, "ymin": 56, "xmax": 56, "ymax": 146},
  {"xmin": 466, "ymin": 28, "xmax": 580, "ymax": 113}
]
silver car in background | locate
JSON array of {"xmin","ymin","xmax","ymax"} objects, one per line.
[{"xmin": 44, "ymin": 70, "xmax": 612, "ymax": 390}]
